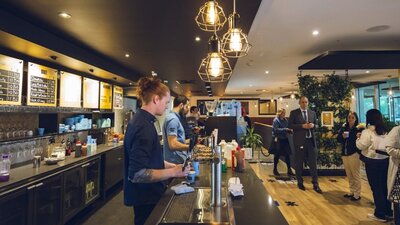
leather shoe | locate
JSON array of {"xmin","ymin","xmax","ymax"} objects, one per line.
[
  {"xmin": 313, "ymin": 185, "xmax": 322, "ymax": 194},
  {"xmin": 273, "ymin": 169, "xmax": 280, "ymax": 176},
  {"xmin": 298, "ymin": 183, "xmax": 306, "ymax": 191}
]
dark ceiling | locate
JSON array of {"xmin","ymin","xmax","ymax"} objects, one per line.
[{"xmin": 0, "ymin": 0, "xmax": 261, "ymax": 96}]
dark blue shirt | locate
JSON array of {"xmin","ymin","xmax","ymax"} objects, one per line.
[
  {"xmin": 272, "ymin": 117, "xmax": 289, "ymax": 140},
  {"xmin": 123, "ymin": 109, "xmax": 165, "ymax": 206}
]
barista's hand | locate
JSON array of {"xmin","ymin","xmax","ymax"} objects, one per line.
[{"xmin": 174, "ymin": 164, "xmax": 190, "ymax": 177}]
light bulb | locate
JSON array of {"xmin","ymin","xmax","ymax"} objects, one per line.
[
  {"xmin": 207, "ymin": 53, "xmax": 223, "ymax": 77},
  {"xmin": 229, "ymin": 28, "xmax": 242, "ymax": 51},
  {"xmin": 279, "ymin": 97, "xmax": 283, "ymax": 102},
  {"xmin": 290, "ymin": 94, "xmax": 295, "ymax": 99},
  {"xmin": 388, "ymin": 89, "xmax": 393, "ymax": 96},
  {"xmin": 351, "ymin": 94, "xmax": 355, "ymax": 99},
  {"xmin": 205, "ymin": 1, "xmax": 217, "ymax": 25}
]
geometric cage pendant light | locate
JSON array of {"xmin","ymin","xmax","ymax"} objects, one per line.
[
  {"xmin": 221, "ymin": 0, "xmax": 251, "ymax": 58},
  {"xmin": 198, "ymin": 34, "xmax": 232, "ymax": 83},
  {"xmin": 195, "ymin": 0, "xmax": 227, "ymax": 32}
]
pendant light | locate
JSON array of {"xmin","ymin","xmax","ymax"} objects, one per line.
[
  {"xmin": 221, "ymin": 0, "xmax": 251, "ymax": 58},
  {"xmin": 198, "ymin": 34, "xmax": 232, "ymax": 83},
  {"xmin": 195, "ymin": 0, "xmax": 227, "ymax": 32}
]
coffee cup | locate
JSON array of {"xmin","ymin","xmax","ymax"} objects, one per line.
[
  {"xmin": 186, "ymin": 171, "xmax": 196, "ymax": 184},
  {"xmin": 343, "ymin": 131, "xmax": 349, "ymax": 138},
  {"xmin": 192, "ymin": 161, "xmax": 200, "ymax": 176}
]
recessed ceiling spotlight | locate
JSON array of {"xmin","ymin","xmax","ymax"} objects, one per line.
[
  {"xmin": 312, "ymin": 30, "xmax": 319, "ymax": 36},
  {"xmin": 205, "ymin": 84, "xmax": 211, "ymax": 88},
  {"xmin": 129, "ymin": 82, "xmax": 133, "ymax": 85},
  {"xmin": 262, "ymin": 89, "xmax": 266, "ymax": 92},
  {"xmin": 163, "ymin": 80, "xmax": 168, "ymax": 83},
  {"xmin": 125, "ymin": 53, "xmax": 130, "ymax": 58},
  {"xmin": 366, "ymin": 70, "xmax": 370, "ymax": 73},
  {"xmin": 279, "ymin": 97, "xmax": 283, "ymax": 102},
  {"xmin": 151, "ymin": 71, "xmax": 157, "ymax": 76},
  {"xmin": 249, "ymin": 84, "xmax": 253, "ymax": 87},
  {"xmin": 195, "ymin": 36, "xmax": 201, "ymax": 42},
  {"xmin": 265, "ymin": 70, "xmax": 269, "ymax": 74},
  {"xmin": 58, "ymin": 12, "xmax": 71, "ymax": 19}
]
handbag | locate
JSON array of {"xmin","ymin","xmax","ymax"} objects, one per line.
[{"xmin": 268, "ymin": 137, "xmax": 280, "ymax": 155}]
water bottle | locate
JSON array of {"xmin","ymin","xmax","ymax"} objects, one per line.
[{"xmin": 0, "ymin": 154, "xmax": 11, "ymax": 182}]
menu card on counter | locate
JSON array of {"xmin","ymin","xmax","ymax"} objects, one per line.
[
  {"xmin": 0, "ymin": 54, "xmax": 23, "ymax": 105},
  {"xmin": 83, "ymin": 78, "xmax": 99, "ymax": 108},
  {"xmin": 27, "ymin": 63, "xmax": 57, "ymax": 107},
  {"xmin": 100, "ymin": 82, "xmax": 112, "ymax": 109},
  {"xmin": 60, "ymin": 72, "xmax": 82, "ymax": 108},
  {"xmin": 113, "ymin": 85, "xmax": 123, "ymax": 109}
]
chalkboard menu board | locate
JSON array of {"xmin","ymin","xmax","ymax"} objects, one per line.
[
  {"xmin": 100, "ymin": 82, "xmax": 112, "ymax": 109},
  {"xmin": 113, "ymin": 85, "xmax": 123, "ymax": 109},
  {"xmin": 27, "ymin": 63, "xmax": 57, "ymax": 107},
  {"xmin": 0, "ymin": 54, "xmax": 23, "ymax": 105}
]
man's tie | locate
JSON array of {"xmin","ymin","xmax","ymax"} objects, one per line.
[{"xmin": 302, "ymin": 110, "xmax": 312, "ymax": 138}]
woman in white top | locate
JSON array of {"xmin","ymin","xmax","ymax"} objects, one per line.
[
  {"xmin": 356, "ymin": 109, "xmax": 392, "ymax": 222},
  {"xmin": 385, "ymin": 125, "xmax": 400, "ymax": 224}
]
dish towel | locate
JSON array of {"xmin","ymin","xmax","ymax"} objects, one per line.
[
  {"xmin": 170, "ymin": 183, "xmax": 195, "ymax": 195},
  {"xmin": 228, "ymin": 177, "xmax": 244, "ymax": 197}
]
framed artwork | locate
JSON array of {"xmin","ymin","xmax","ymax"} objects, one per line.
[
  {"xmin": 258, "ymin": 99, "xmax": 277, "ymax": 115},
  {"xmin": 321, "ymin": 111, "xmax": 334, "ymax": 127}
]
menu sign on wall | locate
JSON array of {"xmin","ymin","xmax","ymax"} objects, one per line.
[
  {"xmin": 100, "ymin": 82, "xmax": 112, "ymax": 109},
  {"xmin": 0, "ymin": 54, "xmax": 23, "ymax": 105},
  {"xmin": 83, "ymin": 78, "xmax": 99, "ymax": 108},
  {"xmin": 27, "ymin": 63, "xmax": 57, "ymax": 107},
  {"xmin": 113, "ymin": 85, "xmax": 123, "ymax": 109},
  {"xmin": 60, "ymin": 72, "xmax": 82, "ymax": 108}
]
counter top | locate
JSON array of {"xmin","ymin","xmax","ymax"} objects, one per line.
[
  {"xmin": 145, "ymin": 162, "xmax": 288, "ymax": 225},
  {"xmin": 0, "ymin": 142, "xmax": 123, "ymax": 195}
]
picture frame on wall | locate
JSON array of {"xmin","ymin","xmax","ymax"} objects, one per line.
[
  {"xmin": 321, "ymin": 111, "xmax": 334, "ymax": 127},
  {"xmin": 258, "ymin": 99, "xmax": 277, "ymax": 115}
]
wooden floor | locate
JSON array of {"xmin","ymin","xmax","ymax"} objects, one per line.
[{"xmin": 250, "ymin": 158, "xmax": 394, "ymax": 225}]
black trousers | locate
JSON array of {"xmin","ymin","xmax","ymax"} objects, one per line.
[
  {"xmin": 133, "ymin": 204, "xmax": 156, "ymax": 225},
  {"xmin": 294, "ymin": 139, "xmax": 318, "ymax": 185},
  {"xmin": 364, "ymin": 157, "xmax": 392, "ymax": 219},
  {"xmin": 395, "ymin": 203, "xmax": 400, "ymax": 225}
]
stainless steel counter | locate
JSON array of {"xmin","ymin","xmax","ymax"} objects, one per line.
[
  {"xmin": 145, "ymin": 162, "xmax": 288, "ymax": 225},
  {"xmin": 0, "ymin": 142, "xmax": 123, "ymax": 195}
]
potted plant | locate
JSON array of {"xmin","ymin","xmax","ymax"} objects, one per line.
[{"xmin": 241, "ymin": 127, "xmax": 263, "ymax": 161}]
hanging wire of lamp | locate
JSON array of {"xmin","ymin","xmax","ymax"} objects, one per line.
[
  {"xmin": 195, "ymin": 0, "xmax": 227, "ymax": 32},
  {"xmin": 221, "ymin": 0, "xmax": 251, "ymax": 58},
  {"xmin": 198, "ymin": 34, "xmax": 232, "ymax": 83}
]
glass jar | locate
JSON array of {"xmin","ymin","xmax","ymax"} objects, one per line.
[{"xmin": 0, "ymin": 154, "xmax": 11, "ymax": 182}]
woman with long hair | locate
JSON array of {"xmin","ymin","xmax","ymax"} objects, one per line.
[
  {"xmin": 272, "ymin": 108, "xmax": 294, "ymax": 176},
  {"xmin": 356, "ymin": 109, "xmax": 392, "ymax": 222},
  {"xmin": 337, "ymin": 111, "xmax": 361, "ymax": 201}
]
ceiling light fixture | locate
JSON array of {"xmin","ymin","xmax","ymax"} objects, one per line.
[
  {"xmin": 312, "ymin": 30, "xmax": 319, "ymax": 36},
  {"xmin": 221, "ymin": 0, "xmax": 251, "ymax": 58},
  {"xmin": 125, "ymin": 53, "xmax": 130, "ymax": 58},
  {"xmin": 58, "ymin": 12, "xmax": 72, "ymax": 19},
  {"xmin": 366, "ymin": 70, "xmax": 370, "ymax": 74},
  {"xmin": 279, "ymin": 97, "xmax": 283, "ymax": 102},
  {"xmin": 290, "ymin": 93, "xmax": 295, "ymax": 99},
  {"xmin": 195, "ymin": 36, "xmax": 201, "ymax": 42},
  {"xmin": 265, "ymin": 70, "xmax": 269, "ymax": 74},
  {"xmin": 198, "ymin": 34, "xmax": 232, "ymax": 82},
  {"xmin": 195, "ymin": 0, "xmax": 226, "ymax": 32}
]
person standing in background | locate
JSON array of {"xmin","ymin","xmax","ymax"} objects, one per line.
[
  {"xmin": 337, "ymin": 111, "xmax": 362, "ymax": 201},
  {"xmin": 163, "ymin": 95, "xmax": 191, "ymax": 164},
  {"xmin": 123, "ymin": 77, "xmax": 189, "ymax": 225},
  {"xmin": 288, "ymin": 96, "xmax": 322, "ymax": 193},
  {"xmin": 356, "ymin": 109, "xmax": 392, "ymax": 222},
  {"xmin": 188, "ymin": 106, "xmax": 200, "ymax": 120},
  {"xmin": 385, "ymin": 125, "xmax": 400, "ymax": 224},
  {"xmin": 272, "ymin": 108, "xmax": 294, "ymax": 176}
]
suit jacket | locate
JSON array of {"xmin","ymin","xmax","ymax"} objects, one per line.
[{"xmin": 288, "ymin": 108, "xmax": 318, "ymax": 149}]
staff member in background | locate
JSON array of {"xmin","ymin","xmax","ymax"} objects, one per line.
[
  {"xmin": 272, "ymin": 108, "xmax": 294, "ymax": 176},
  {"xmin": 188, "ymin": 106, "xmax": 200, "ymax": 120},
  {"xmin": 356, "ymin": 109, "xmax": 392, "ymax": 222},
  {"xmin": 386, "ymin": 125, "xmax": 400, "ymax": 225},
  {"xmin": 163, "ymin": 95, "xmax": 191, "ymax": 164},
  {"xmin": 123, "ymin": 77, "xmax": 189, "ymax": 225},
  {"xmin": 337, "ymin": 111, "xmax": 362, "ymax": 201},
  {"xmin": 288, "ymin": 96, "xmax": 322, "ymax": 193}
]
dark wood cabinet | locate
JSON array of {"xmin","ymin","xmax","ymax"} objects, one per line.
[
  {"xmin": 0, "ymin": 189, "xmax": 28, "ymax": 225},
  {"xmin": 104, "ymin": 146, "xmax": 123, "ymax": 192}
]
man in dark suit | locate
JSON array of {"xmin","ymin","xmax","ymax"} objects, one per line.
[{"xmin": 288, "ymin": 96, "xmax": 322, "ymax": 193}]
